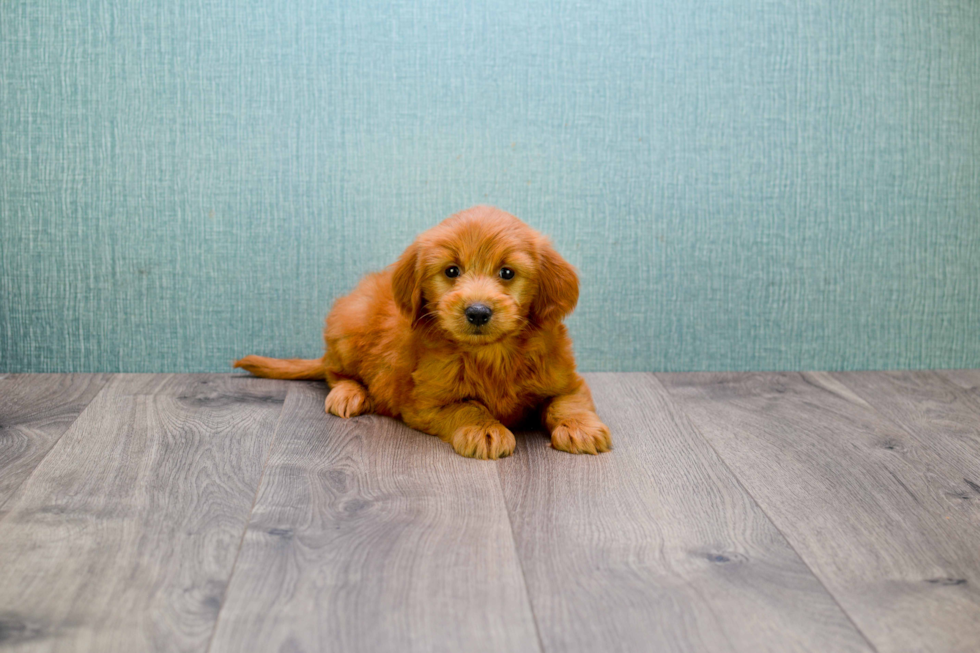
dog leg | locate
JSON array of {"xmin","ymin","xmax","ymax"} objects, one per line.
[
  {"xmin": 543, "ymin": 378, "xmax": 612, "ymax": 454},
  {"xmin": 403, "ymin": 402, "xmax": 516, "ymax": 460},
  {"xmin": 324, "ymin": 379, "xmax": 373, "ymax": 418}
]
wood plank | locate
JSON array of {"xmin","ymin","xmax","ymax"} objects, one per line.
[
  {"xmin": 0, "ymin": 374, "xmax": 286, "ymax": 652},
  {"xmin": 831, "ymin": 371, "xmax": 980, "ymax": 493},
  {"xmin": 936, "ymin": 369, "xmax": 980, "ymax": 393},
  {"xmin": 208, "ymin": 381, "xmax": 540, "ymax": 653},
  {"xmin": 498, "ymin": 373, "xmax": 871, "ymax": 653},
  {"xmin": 0, "ymin": 374, "xmax": 111, "ymax": 512},
  {"xmin": 658, "ymin": 371, "xmax": 980, "ymax": 653}
]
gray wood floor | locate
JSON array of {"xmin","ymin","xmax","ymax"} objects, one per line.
[{"xmin": 1, "ymin": 372, "xmax": 978, "ymax": 653}]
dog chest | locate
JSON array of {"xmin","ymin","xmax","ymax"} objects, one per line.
[{"xmin": 456, "ymin": 351, "xmax": 547, "ymax": 420}]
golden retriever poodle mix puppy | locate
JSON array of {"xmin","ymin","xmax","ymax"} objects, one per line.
[{"xmin": 235, "ymin": 206, "xmax": 611, "ymax": 459}]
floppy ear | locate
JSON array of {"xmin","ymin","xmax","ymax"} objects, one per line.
[
  {"xmin": 391, "ymin": 242, "xmax": 424, "ymax": 325},
  {"xmin": 531, "ymin": 240, "xmax": 579, "ymax": 327}
]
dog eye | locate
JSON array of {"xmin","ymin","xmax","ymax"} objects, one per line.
[
  {"xmin": 445, "ymin": 266, "xmax": 460, "ymax": 278},
  {"xmin": 499, "ymin": 267, "xmax": 515, "ymax": 280}
]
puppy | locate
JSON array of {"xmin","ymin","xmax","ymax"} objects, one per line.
[{"xmin": 234, "ymin": 206, "xmax": 611, "ymax": 459}]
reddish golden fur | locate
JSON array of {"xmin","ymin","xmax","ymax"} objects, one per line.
[{"xmin": 235, "ymin": 206, "xmax": 611, "ymax": 459}]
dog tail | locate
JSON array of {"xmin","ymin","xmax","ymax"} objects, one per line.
[{"xmin": 233, "ymin": 355, "xmax": 325, "ymax": 380}]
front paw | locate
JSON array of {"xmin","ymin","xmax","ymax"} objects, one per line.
[
  {"xmin": 449, "ymin": 422, "xmax": 516, "ymax": 460},
  {"xmin": 551, "ymin": 415, "xmax": 612, "ymax": 455},
  {"xmin": 324, "ymin": 381, "xmax": 372, "ymax": 418}
]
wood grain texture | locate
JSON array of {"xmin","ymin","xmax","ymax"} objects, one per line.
[
  {"xmin": 0, "ymin": 374, "xmax": 286, "ymax": 652},
  {"xmin": 831, "ymin": 371, "xmax": 980, "ymax": 494},
  {"xmin": 208, "ymin": 381, "xmax": 540, "ymax": 653},
  {"xmin": 0, "ymin": 374, "xmax": 111, "ymax": 512},
  {"xmin": 937, "ymin": 369, "xmax": 980, "ymax": 393},
  {"xmin": 497, "ymin": 373, "xmax": 871, "ymax": 653},
  {"xmin": 658, "ymin": 371, "xmax": 980, "ymax": 653}
]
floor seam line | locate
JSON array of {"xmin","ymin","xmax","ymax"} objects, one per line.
[
  {"xmin": 496, "ymin": 458, "xmax": 548, "ymax": 653},
  {"xmin": 830, "ymin": 370, "xmax": 980, "ymax": 471},
  {"xmin": 0, "ymin": 374, "xmax": 114, "ymax": 520},
  {"xmin": 649, "ymin": 371, "xmax": 882, "ymax": 653},
  {"xmin": 203, "ymin": 381, "xmax": 291, "ymax": 653}
]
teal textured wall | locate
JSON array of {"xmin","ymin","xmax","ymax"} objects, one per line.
[{"xmin": 2, "ymin": 1, "xmax": 978, "ymax": 373}]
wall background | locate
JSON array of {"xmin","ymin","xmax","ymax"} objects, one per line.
[{"xmin": 2, "ymin": 0, "xmax": 978, "ymax": 373}]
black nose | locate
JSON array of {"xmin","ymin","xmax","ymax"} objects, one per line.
[{"xmin": 464, "ymin": 303, "xmax": 493, "ymax": 326}]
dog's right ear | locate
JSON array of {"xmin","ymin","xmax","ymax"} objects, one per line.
[{"xmin": 391, "ymin": 242, "xmax": 424, "ymax": 325}]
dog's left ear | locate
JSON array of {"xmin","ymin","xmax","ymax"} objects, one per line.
[
  {"xmin": 531, "ymin": 239, "xmax": 579, "ymax": 327},
  {"xmin": 392, "ymin": 242, "xmax": 424, "ymax": 325}
]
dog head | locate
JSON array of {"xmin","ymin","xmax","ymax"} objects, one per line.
[{"xmin": 392, "ymin": 206, "xmax": 579, "ymax": 344}]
